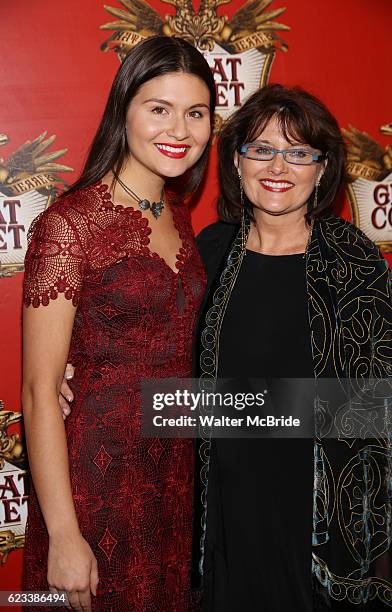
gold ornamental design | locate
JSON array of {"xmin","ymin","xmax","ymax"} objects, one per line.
[
  {"xmin": 344, "ymin": 123, "xmax": 392, "ymax": 252},
  {"xmin": 101, "ymin": 0, "xmax": 289, "ymax": 57},
  {"xmin": 344, "ymin": 123, "xmax": 392, "ymax": 183},
  {"xmin": 0, "ymin": 408, "xmax": 25, "ymax": 471},
  {"xmin": 100, "ymin": 1, "xmax": 289, "ymax": 132},
  {"xmin": 0, "ymin": 401, "xmax": 27, "ymax": 564},
  {"xmin": 0, "ymin": 133, "xmax": 72, "ymax": 277}
]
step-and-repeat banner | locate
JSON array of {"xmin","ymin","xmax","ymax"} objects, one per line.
[{"xmin": 0, "ymin": 0, "xmax": 391, "ymax": 597}]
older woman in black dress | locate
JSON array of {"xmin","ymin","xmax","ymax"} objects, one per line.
[{"xmin": 194, "ymin": 84, "xmax": 392, "ymax": 611}]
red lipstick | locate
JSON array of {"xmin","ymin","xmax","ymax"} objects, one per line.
[
  {"xmin": 154, "ymin": 143, "xmax": 191, "ymax": 159},
  {"xmin": 259, "ymin": 179, "xmax": 294, "ymax": 193}
]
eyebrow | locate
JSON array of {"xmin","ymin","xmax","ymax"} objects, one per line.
[
  {"xmin": 143, "ymin": 97, "xmax": 210, "ymax": 109},
  {"xmin": 252, "ymin": 139, "xmax": 308, "ymax": 147}
]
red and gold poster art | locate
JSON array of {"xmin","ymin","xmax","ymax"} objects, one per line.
[
  {"xmin": 0, "ymin": 0, "xmax": 391, "ymax": 600},
  {"xmin": 0, "ymin": 403, "xmax": 27, "ymax": 562},
  {"xmin": 345, "ymin": 123, "xmax": 392, "ymax": 251},
  {"xmin": 100, "ymin": 0, "xmax": 289, "ymax": 130},
  {"xmin": 0, "ymin": 132, "xmax": 72, "ymax": 277}
]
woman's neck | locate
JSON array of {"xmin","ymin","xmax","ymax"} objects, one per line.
[
  {"xmin": 248, "ymin": 208, "xmax": 311, "ymax": 255},
  {"xmin": 107, "ymin": 158, "xmax": 166, "ymax": 206}
]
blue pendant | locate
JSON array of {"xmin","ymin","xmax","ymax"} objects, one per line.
[
  {"xmin": 151, "ymin": 201, "xmax": 164, "ymax": 219},
  {"xmin": 139, "ymin": 199, "xmax": 150, "ymax": 211}
]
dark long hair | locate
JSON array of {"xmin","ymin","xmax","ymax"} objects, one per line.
[
  {"xmin": 218, "ymin": 84, "xmax": 346, "ymax": 223},
  {"xmin": 64, "ymin": 36, "xmax": 216, "ymax": 198}
]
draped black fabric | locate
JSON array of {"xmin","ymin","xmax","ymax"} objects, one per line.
[{"xmin": 203, "ymin": 250, "xmax": 314, "ymax": 611}]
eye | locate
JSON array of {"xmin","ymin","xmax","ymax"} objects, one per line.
[
  {"xmin": 188, "ymin": 110, "xmax": 205, "ymax": 119},
  {"xmin": 255, "ymin": 146, "xmax": 273, "ymax": 155},
  {"xmin": 288, "ymin": 149, "xmax": 309, "ymax": 158},
  {"xmin": 151, "ymin": 106, "xmax": 168, "ymax": 115}
]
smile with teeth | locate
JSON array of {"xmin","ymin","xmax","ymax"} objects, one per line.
[
  {"xmin": 154, "ymin": 143, "xmax": 190, "ymax": 159},
  {"xmin": 259, "ymin": 179, "xmax": 294, "ymax": 192}
]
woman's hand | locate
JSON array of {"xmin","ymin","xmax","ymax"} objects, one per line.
[
  {"xmin": 48, "ymin": 530, "xmax": 98, "ymax": 611},
  {"xmin": 59, "ymin": 364, "xmax": 75, "ymax": 419}
]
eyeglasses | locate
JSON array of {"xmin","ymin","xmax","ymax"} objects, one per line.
[{"xmin": 239, "ymin": 143, "xmax": 326, "ymax": 165}]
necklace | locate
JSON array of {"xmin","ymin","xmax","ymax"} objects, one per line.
[{"xmin": 112, "ymin": 171, "xmax": 165, "ymax": 219}]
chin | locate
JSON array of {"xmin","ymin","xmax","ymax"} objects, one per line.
[
  {"xmin": 257, "ymin": 203, "xmax": 290, "ymax": 215},
  {"xmin": 157, "ymin": 160, "xmax": 190, "ymax": 175},
  {"xmin": 265, "ymin": 210, "xmax": 290, "ymax": 216},
  {"xmin": 256, "ymin": 200, "xmax": 307, "ymax": 216}
]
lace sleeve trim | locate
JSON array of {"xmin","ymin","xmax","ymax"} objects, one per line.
[{"xmin": 23, "ymin": 206, "xmax": 86, "ymax": 308}]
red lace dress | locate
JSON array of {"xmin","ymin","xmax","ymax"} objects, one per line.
[{"xmin": 22, "ymin": 182, "xmax": 206, "ymax": 611}]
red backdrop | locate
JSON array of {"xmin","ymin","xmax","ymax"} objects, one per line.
[{"xmin": 0, "ymin": 0, "xmax": 391, "ymax": 599}]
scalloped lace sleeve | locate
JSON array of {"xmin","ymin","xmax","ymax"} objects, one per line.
[{"xmin": 23, "ymin": 207, "xmax": 86, "ymax": 308}]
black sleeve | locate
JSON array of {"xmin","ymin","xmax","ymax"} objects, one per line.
[
  {"xmin": 193, "ymin": 221, "xmax": 238, "ymax": 345},
  {"xmin": 196, "ymin": 221, "xmax": 237, "ymax": 272}
]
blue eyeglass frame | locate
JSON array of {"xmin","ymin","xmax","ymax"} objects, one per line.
[{"xmin": 238, "ymin": 143, "xmax": 326, "ymax": 164}]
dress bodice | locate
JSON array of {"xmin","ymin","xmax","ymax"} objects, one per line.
[{"xmin": 23, "ymin": 182, "xmax": 206, "ymax": 378}]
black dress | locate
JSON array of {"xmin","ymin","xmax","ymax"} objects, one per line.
[{"xmin": 203, "ymin": 249, "xmax": 314, "ymax": 612}]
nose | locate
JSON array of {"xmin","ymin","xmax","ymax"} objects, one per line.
[
  {"xmin": 166, "ymin": 113, "xmax": 189, "ymax": 141},
  {"xmin": 268, "ymin": 151, "xmax": 288, "ymax": 174}
]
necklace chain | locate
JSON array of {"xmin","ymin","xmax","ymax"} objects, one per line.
[
  {"xmin": 112, "ymin": 171, "xmax": 165, "ymax": 219},
  {"xmin": 303, "ymin": 218, "xmax": 314, "ymax": 259}
]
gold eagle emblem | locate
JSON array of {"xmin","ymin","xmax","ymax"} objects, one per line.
[
  {"xmin": 0, "ymin": 132, "xmax": 72, "ymax": 197},
  {"xmin": 101, "ymin": 0, "xmax": 289, "ymax": 58},
  {"xmin": 343, "ymin": 123, "xmax": 392, "ymax": 182}
]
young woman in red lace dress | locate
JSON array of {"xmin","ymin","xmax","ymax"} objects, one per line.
[{"xmin": 22, "ymin": 36, "xmax": 215, "ymax": 612}]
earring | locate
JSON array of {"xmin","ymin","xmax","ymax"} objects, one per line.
[
  {"xmin": 238, "ymin": 173, "xmax": 247, "ymax": 252},
  {"xmin": 313, "ymin": 180, "xmax": 320, "ymax": 210},
  {"xmin": 241, "ymin": 207, "xmax": 247, "ymax": 252},
  {"xmin": 238, "ymin": 173, "xmax": 245, "ymax": 208}
]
